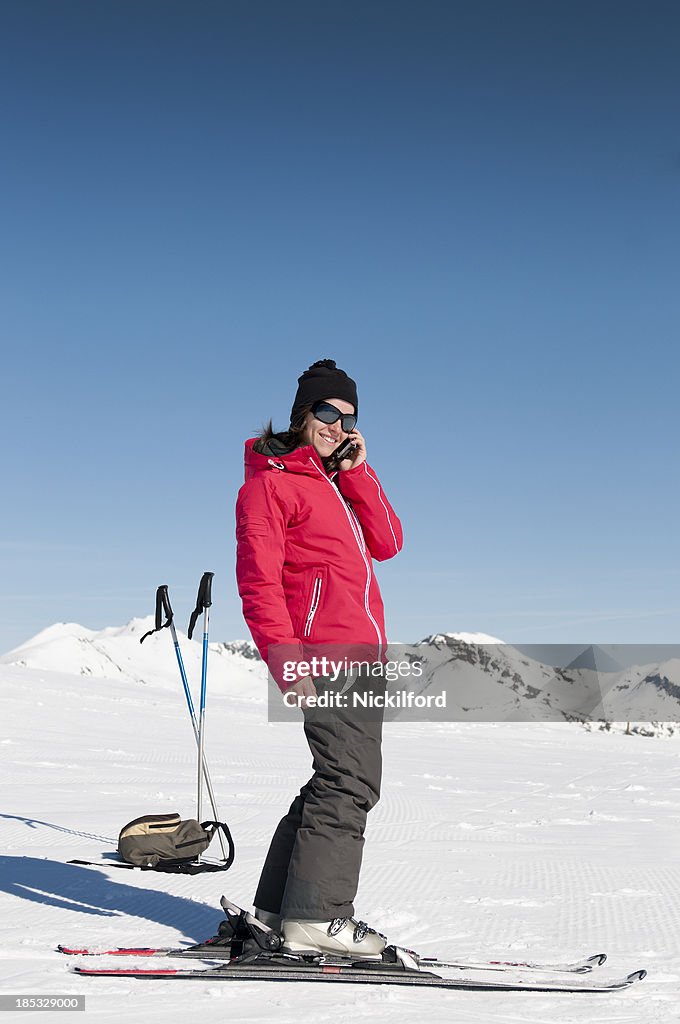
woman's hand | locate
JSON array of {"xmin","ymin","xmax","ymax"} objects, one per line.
[
  {"xmin": 285, "ymin": 675, "xmax": 317, "ymax": 709},
  {"xmin": 338, "ymin": 428, "xmax": 366, "ymax": 471}
]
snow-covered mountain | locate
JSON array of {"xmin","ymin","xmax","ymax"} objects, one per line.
[
  {"xmin": 2, "ymin": 623, "xmax": 678, "ymax": 735},
  {"xmin": 0, "ymin": 618, "xmax": 264, "ymax": 695},
  {"xmin": 410, "ymin": 633, "xmax": 680, "ymax": 728}
]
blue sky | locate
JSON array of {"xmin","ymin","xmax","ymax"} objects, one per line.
[{"xmin": 1, "ymin": 0, "xmax": 678, "ymax": 653}]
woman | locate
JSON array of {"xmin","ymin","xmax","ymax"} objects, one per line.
[{"xmin": 235, "ymin": 358, "xmax": 403, "ymax": 957}]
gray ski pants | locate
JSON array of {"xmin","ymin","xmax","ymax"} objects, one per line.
[{"xmin": 254, "ymin": 677, "xmax": 384, "ymax": 920}]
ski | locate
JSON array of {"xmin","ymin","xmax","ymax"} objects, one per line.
[
  {"xmin": 419, "ymin": 952, "xmax": 608, "ymax": 974},
  {"xmin": 58, "ymin": 938, "xmax": 231, "ymax": 959},
  {"xmin": 72, "ymin": 958, "xmax": 647, "ymax": 992},
  {"xmin": 60, "ymin": 897, "xmax": 644, "ymax": 991},
  {"xmin": 57, "ymin": 941, "xmax": 607, "ymax": 975}
]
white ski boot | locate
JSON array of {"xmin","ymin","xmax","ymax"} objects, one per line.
[{"xmin": 282, "ymin": 916, "xmax": 387, "ymax": 958}]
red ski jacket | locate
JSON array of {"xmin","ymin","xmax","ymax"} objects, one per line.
[{"xmin": 235, "ymin": 438, "xmax": 403, "ymax": 690}]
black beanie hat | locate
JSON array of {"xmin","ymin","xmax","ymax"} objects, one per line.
[{"xmin": 290, "ymin": 359, "xmax": 358, "ymax": 428}]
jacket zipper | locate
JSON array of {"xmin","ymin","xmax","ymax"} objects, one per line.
[
  {"xmin": 308, "ymin": 459, "xmax": 384, "ymax": 651},
  {"xmin": 303, "ymin": 575, "xmax": 323, "ymax": 637},
  {"xmin": 346, "ymin": 502, "xmax": 366, "ymax": 552}
]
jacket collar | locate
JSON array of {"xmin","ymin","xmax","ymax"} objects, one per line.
[{"xmin": 243, "ymin": 437, "xmax": 330, "ymax": 482}]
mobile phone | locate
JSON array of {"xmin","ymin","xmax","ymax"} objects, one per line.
[{"xmin": 326, "ymin": 436, "xmax": 357, "ymax": 469}]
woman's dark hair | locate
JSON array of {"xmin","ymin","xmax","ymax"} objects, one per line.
[{"xmin": 255, "ymin": 406, "xmax": 312, "ymax": 452}]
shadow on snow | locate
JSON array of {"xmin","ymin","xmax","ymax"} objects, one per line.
[{"xmin": 0, "ymin": 853, "xmax": 222, "ymax": 942}]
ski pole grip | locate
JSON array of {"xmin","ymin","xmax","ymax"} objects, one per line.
[
  {"xmin": 157, "ymin": 585, "xmax": 174, "ymax": 628},
  {"xmin": 140, "ymin": 584, "xmax": 173, "ymax": 644},
  {"xmin": 188, "ymin": 571, "xmax": 215, "ymax": 639},
  {"xmin": 201, "ymin": 572, "xmax": 214, "ymax": 609}
]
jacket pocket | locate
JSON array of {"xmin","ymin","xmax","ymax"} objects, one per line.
[{"xmin": 302, "ymin": 568, "xmax": 326, "ymax": 639}]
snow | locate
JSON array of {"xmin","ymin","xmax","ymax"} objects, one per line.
[
  {"xmin": 419, "ymin": 631, "xmax": 505, "ymax": 645},
  {"xmin": 1, "ymin": 622, "xmax": 678, "ymax": 1022}
]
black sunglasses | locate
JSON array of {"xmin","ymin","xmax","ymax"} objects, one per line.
[{"xmin": 311, "ymin": 401, "xmax": 357, "ymax": 433}]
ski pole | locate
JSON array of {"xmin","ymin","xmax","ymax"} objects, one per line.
[
  {"xmin": 188, "ymin": 571, "xmax": 214, "ymax": 834},
  {"xmin": 166, "ymin": 581, "xmax": 227, "ymax": 862},
  {"xmin": 141, "ymin": 581, "xmax": 228, "ymax": 864}
]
